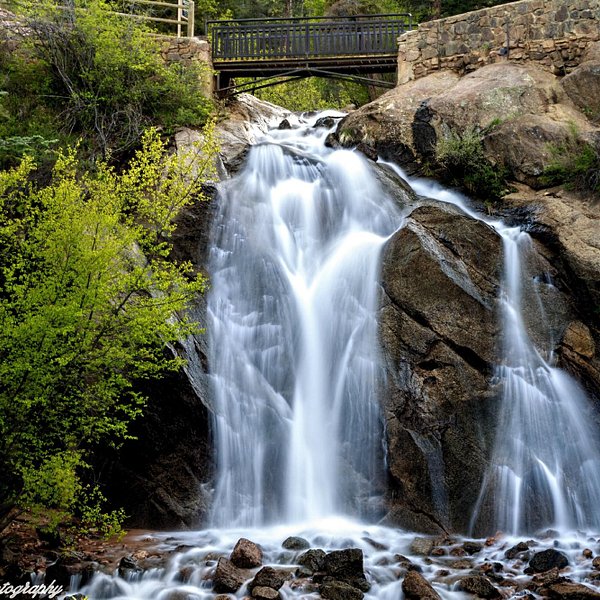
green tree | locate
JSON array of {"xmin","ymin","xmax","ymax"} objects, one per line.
[
  {"xmin": 0, "ymin": 126, "xmax": 217, "ymax": 535},
  {"xmin": 3, "ymin": 0, "xmax": 212, "ymax": 159}
]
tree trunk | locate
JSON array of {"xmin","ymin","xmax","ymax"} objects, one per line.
[{"xmin": 432, "ymin": 0, "xmax": 441, "ymax": 19}]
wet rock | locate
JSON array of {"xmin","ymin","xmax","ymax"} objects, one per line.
[
  {"xmin": 583, "ymin": 549, "xmax": 594, "ymax": 559},
  {"xmin": 282, "ymin": 537, "xmax": 310, "ymax": 551},
  {"xmin": 395, "ymin": 554, "xmax": 422, "ymax": 572},
  {"xmin": 297, "ymin": 549, "xmax": 326, "ymax": 575},
  {"xmin": 410, "ymin": 538, "xmax": 435, "ymax": 556},
  {"xmin": 230, "ymin": 538, "xmax": 263, "ymax": 568},
  {"xmin": 323, "ymin": 548, "xmax": 368, "ymax": 590},
  {"xmin": 319, "ymin": 580, "xmax": 364, "ymax": 600},
  {"xmin": 314, "ymin": 116, "xmax": 339, "ymax": 129},
  {"xmin": 381, "ymin": 203, "xmax": 502, "ymax": 533},
  {"xmin": 249, "ymin": 566, "xmax": 291, "ymax": 591},
  {"xmin": 505, "ymin": 541, "xmax": 530, "ymax": 559},
  {"xmin": 251, "ymin": 586, "xmax": 280, "ymax": 600},
  {"xmin": 545, "ymin": 581, "xmax": 600, "ymax": 599},
  {"xmin": 593, "ymin": 556, "xmax": 600, "ymax": 570},
  {"xmin": 355, "ymin": 142, "xmax": 378, "ymax": 162},
  {"xmin": 278, "ymin": 118, "xmax": 292, "ymax": 130},
  {"xmin": 462, "ymin": 541, "xmax": 484, "ymax": 555},
  {"xmin": 118, "ymin": 555, "xmax": 139, "ymax": 578},
  {"xmin": 449, "ymin": 559, "xmax": 473, "ymax": 570},
  {"xmin": 213, "ymin": 557, "xmax": 250, "ymax": 593},
  {"xmin": 457, "ymin": 575, "xmax": 502, "ymax": 599},
  {"xmin": 402, "ymin": 569, "xmax": 442, "ymax": 600},
  {"xmin": 529, "ymin": 549, "xmax": 569, "ymax": 573}
]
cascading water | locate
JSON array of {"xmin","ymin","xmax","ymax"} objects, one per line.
[
  {"xmin": 208, "ymin": 115, "xmax": 402, "ymax": 527},
  {"xmin": 76, "ymin": 113, "xmax": 600, "ymax": 600},
  {"xmin": 473, "ymin": 227, "xmax": 600, "ymax": 534},
  {"xmin": 386, "ymin": 169, "xmax": 600, "ymax": 535}
]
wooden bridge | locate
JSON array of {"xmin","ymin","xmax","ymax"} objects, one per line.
[{"xmin": 206, "ymin": 13, "xmax": 413, "ymax": 95}]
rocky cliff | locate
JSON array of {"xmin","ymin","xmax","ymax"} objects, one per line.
[{"xmin": 333, "ymin": 49, "xmax": 600, "ymax": 532}]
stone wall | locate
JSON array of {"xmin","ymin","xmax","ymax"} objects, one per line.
[
  {"xmin": 161, "ymin": 37, "xmax": 213, "ymax": 95},
  {"xmin": 398, "ymin": 0, "xmax": 600, "ymax": 84}
]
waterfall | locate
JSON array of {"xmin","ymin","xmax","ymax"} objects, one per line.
[
  {"xmin": 476, "ymin": 228, "xmax": 600, "ymax": 534},
  {"xmin": 207, "ymin": 114, "xmax": 402, "ymax": 527},
  {"xmin": 386, "ymin": 170, "xmax": 600, "ymax": 535}
]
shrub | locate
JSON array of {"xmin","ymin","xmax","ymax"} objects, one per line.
[
  {"xmin": 541, "ymin": 127, "xmax": 600, "ymax": 194},
  {"xmin": 435, "ymin": 127, "xmax": 506, "ymax": 201},
  {"xmin": 0, "ymin": 126, "xmax": 217, "ymax": 537},
  {"xmin": 6, "ymin": 0, "xmax": 213, "ymax": 158}
]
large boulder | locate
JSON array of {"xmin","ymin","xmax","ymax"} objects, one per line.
[
  {"xmin": 562, "ymin": 42, "xmax": 600, "ymax": 123},
  {"xmin": 335, "ymin": 63, "xmax": 599, "ymax": 189},
  {"xmin": 337, "ymin": 71, "xmax": 460, "ymax": 172},
  {"xmin": 379, "ymin": 202, "xmax": 503, "ymax": 532}
]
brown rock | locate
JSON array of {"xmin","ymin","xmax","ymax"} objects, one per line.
[
  {"xmin": 381, "ymin": 203, "xmax": 502, "ymax": 533},
  {"xmin": 562, "ymin": 61, "xmax": 600, "ymax": 123},
  {"xmin": 546, "ymin": 581, "xmax": 600, "ymax": 599},
  {"xmin": 562, "ymin": 321, "xmax": 596, "ymax": 358},
  {"xmin": 402, "ymin": 569, "xmax": 442, "ymax": 600},
  {"xmin": 249, "ymin": 566, "xmax": 291, "ymax": 591},
  {"xmin": 251, "ymin": 586, "xmax": 280, "ymax": 600},
  {"xmin": 231, "ymin": 538, "xmax": 263, "ymax": 569},
  {"xmin": 458, "ymin": 575, "xmax": 502, "ymax": 599},
  {"xmin": 214, "ymin": 557, "xmax": 251, "ymax": 593}
]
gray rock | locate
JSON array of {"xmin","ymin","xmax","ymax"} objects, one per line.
[
  {"xmin": 457, "ymin": 575, "xmax": 501, "ymax": 599},
  {"xmin": 297, "ymin": 549, "xmax": 326, "ymax": 575},
  {"xmin": 282, "ymin": 536, "xmax": 310, "ymax": 550}
]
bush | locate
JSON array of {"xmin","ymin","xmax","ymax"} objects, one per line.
[
  {"xmin": 435, "ymin": 127, "xmax": 506, "ymax": 201},
  {"xmin": 0, "ymin": 125, "xmax": 217, "ymax": 537},
  {"xmin": 541, "ymin": 127, "xmax": 600, "ymax": 194},
  {"xmin": 5, "ymin": 0, "xmax": 213, "ymax": 158}
]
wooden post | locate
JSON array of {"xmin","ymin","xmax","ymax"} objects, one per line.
[
  {"xmin": 177, "ymin": 0, "xmax": 182, "ymax": 37},
  {"xmin": 187, "ymin": 0, "xmax": 195, "ymax": 37}
]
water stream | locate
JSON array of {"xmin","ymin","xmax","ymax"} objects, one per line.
[{"xmin": 77, "ymin": 112, "xmax": 600, "ymax": 599}]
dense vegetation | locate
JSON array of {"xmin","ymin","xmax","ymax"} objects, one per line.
[{"xmin": 0, "ymin": 0, "xmax": 217, "ymax": 541}]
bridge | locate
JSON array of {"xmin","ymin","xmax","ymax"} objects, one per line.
[{"xmin": 206, "ymin": 13, "xmax": 413, "ymax": 95}]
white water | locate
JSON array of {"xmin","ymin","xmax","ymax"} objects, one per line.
[
  {"xmin": 208, "ymin": 114, "xmax": 402, "ymax": 527},
  {"xmin": 382, "ymin": 166, "xmax": 600, "ymax": 535}
]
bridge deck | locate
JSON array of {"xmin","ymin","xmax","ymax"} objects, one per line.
[{"xmin": 207, "ymin": 14, "xmax": 412, "ymax": 92}]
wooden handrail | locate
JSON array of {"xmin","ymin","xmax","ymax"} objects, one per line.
[{"xmin": 0, "ymin": 0, "xmax": 196, "ymax": 37}]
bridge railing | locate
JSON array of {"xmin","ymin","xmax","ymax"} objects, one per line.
[
  {"xmin": 0, "ymin": 0, "xmax": 195, "ymax": 37},
  {"xmin": 207, "ymin": 13, "xmax": 413, "ymax": 62}
]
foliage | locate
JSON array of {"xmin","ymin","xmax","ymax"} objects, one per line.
[
  {"xmin": 541, "ymin": 127, "xmax": 600, "ymax": 194},
  {"xmin": 435, "ymin": 127, "xmax": 506, "ymax": 200},
  {"xmin": 246, "ymin": 76, "xmax": 370, "ymax": 111},
  {"xmin": 0, "ymin": 126, "xmax": 217, "ymax": 536},
  {"xmin": 4, "ymin": 0, "xmax": 212, "ymax": 159}
]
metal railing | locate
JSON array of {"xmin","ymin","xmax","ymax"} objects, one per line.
[{"xmin": 207, "ymin": 13, "xmax": 412, "ymax": 62}]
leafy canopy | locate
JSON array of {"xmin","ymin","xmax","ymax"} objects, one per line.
[{"xmin": 0, "ymin": 126, "xmax": 217, "ymax": 533}]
